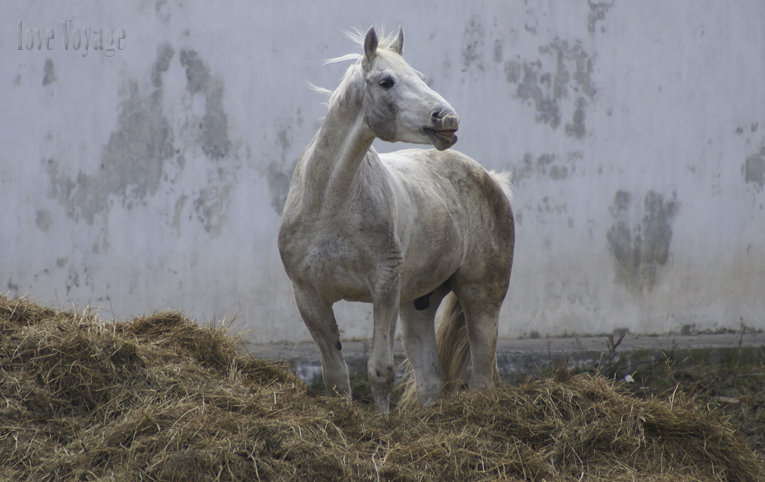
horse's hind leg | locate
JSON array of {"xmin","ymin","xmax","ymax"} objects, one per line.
[
  {"xmin": 293, "ymin": 285, "xmax": 351, "ymax": 398},
  {"xmin": 399, "ymin": 286, "xmax": 449, "ymax": 404},
  {"xmin": 462, "ymin": 300, "xmax": 501, "ymax": 389},
  {"xmin": 453, "ymin": 283, "xmax": 504, "ymax": 390}
]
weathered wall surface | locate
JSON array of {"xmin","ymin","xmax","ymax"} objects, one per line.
[{"xmin": 2, "ymin": 1, "xmax": 763, "ymax": 342}]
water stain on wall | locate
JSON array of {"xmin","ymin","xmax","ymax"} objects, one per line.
[
  {"xmin": 177, "ymin": 49, "xmax": 240, "ymax": 234},
  {"xmin": 44, "ymin": 44, "xmax": 178, "ymax": 225},
  {"xmin": 193, "ymin": 184, "xmax": 231, "ymax": 236},
  {"xmin": 35, "ymin": 209, "xmax": 52, "ymax": 231},
  {"xmin": 172, "ymin": 194, "xmax": 188, "ymax": 232},
  {"xmin": 44, "ymin": 43, "xmax": 240, "ymax": 237},
  {"xmin": 46, "ymin": 77, "xmax": 175, "ymax": 225},
  {"xmin": 566, "ymin": 97, "xmax": 588, "ymax": 140},
  {"xmin": 462, "ymin": 15, "xmax": 486, "ymax": 70},
  {"xmin": 607, "ymin": 190, "xmax": 679, "ymax": 293},
  {"xmin": 179, "ymin": 49, "xmax": 231, "ymax": 160},
  {"xmin": 513, "ymin": 151, "xmax": 582, "ymax": 185},
  {"xmin": 504, "ymin": 60, "xmax": 521, "ymax": 83},
  {"xmin": 734, "ymin": 124, "xmax": 764, "ymax": 194},
  {"xmin": 587, "ymin": 0, "xmax": 615, "ymax": 34},
  {"xmin": 493, "ymin": 39, "xmax": 503, "ymax": 64},
  {"xmin": 266, "ymin": 115, "xmax": 303, "ymax": 215},
  {"xmin": 155, "ymin": 0, "xmax": 172, "ymax": 23},
  {"xmin": 457, "ymin": 12, "xmax": 597, "ymax": 138},
  {"xmin": 505, "ymin": 38, "xmax": 597, "ymax": 138},
  {"xmin": 152, "ymin": 43, "xmax": 174, "ymax": 88},
  {"xmin": 743, "ymin": 144, "xmax": 764, "ymax": 191},
  {"xmin": 516, "ymin": 60, "xmax": 561, "ymax": 128},
  {"xmin": 275, "ymin": 126, "xmax": 293, "ymax": 209},
  {"xmin": 42, "ymin": 59, "xmax": 57, "ymax": 86}
]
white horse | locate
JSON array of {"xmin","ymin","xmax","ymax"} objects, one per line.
[{"xmin": 278, "ymin": 27, "xmax": 514, "ymax": 413}]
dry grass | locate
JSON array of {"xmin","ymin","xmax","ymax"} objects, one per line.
[{"xmin": 1, "ymin": 294, "xmax": 762, "ymax": 481}]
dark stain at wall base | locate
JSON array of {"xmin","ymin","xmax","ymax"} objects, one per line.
[{"xmin": 607, "ymin": 190, "xmax": 679, "ymax": 293}]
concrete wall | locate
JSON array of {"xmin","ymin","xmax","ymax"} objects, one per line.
[{"xmin": 2, "ymin": 1, "xmax": 763, "ymax": 343}]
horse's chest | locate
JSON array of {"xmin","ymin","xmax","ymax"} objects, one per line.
[{"xmin": 280, "ymin": 222, "xmax": 378, "ymax": 300}]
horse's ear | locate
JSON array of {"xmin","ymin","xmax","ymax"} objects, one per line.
[
  {"xmin": 364, "ymin": 26, "xmax": 378, "ymax": 62},
  {"xmin": 390, "ymin": 26, "xmax": 404, "ymax": 55}
]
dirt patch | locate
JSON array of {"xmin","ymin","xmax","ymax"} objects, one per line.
[{"xmin": 1, "ymin": 295, "xmax": 762, "ymax": 480}]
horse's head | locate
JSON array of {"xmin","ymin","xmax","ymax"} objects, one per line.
[{"xmin": 361, "ymin": 26, "xmax": 459, "ymax": 151}]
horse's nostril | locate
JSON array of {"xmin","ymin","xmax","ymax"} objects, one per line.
[
  {"xmin": 441, "ymin": 113, "xmax": 459, "ymax": 130},
  {"xmin": 431, "ymin": 109, "xmax": 444, "ymax": 120}
]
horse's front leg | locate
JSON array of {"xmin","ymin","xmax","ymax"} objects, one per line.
[
  {"xmin": 293, "ymin": 285, "xmax": 351, "ymax": 398},
  {"xmin": 368, "ymin": 268, "xmax": 400, "ymax": 414}
]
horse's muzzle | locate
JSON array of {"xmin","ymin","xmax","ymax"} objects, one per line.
[{"xmin": 424, "ymin": 112, "xmax": 459, "ymax": 151}]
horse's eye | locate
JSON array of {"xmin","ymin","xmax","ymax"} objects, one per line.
[{"xmin": 379, "ymin": 77, "xmax": 395, "ymax": 89}]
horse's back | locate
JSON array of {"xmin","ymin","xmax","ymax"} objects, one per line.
[{"xmin": 380, "ymin": 148, "xmax": 513, "ymax": 226}]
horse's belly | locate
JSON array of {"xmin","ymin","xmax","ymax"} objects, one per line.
[
  {"xmin": 399, "ymin": 253, "xmax": 462, "ymax": 301},
  {"xmin": 397, "ymin": 213, "xmax": 467, "ymax": 301},
  {"xmin": 284, "ymin": 233, "xmax": 458, "ymax": 304}
]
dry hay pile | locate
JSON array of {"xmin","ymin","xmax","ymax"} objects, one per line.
[{"xmin": 1, "ymin": 295, "xmax": 762, "ymax": 481}]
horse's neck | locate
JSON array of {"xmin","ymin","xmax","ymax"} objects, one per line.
[{"xmin": 298, "ymin": 75, "xmax": 375, "ymax": 211}]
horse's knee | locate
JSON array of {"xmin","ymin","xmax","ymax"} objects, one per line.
[{"xmin": 368, "ymin": 361, "xmax": 395, "ymax": 389}]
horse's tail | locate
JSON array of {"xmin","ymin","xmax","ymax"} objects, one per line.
[
  {"xmin": 433, "ymin": 292, "xmax": 470, "ymax": 394},
  {"xmin": 489, "ymin": 170, "xmax": 513, "ymax": 203}
]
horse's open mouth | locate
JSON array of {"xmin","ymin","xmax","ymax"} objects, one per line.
[{"xmin": 424, "ymin": 128, "xmax": 459, "ymax": 150}]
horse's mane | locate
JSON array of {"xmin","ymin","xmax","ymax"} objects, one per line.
[
  {"xmin": 327, "ymin": 27, "xmax": 402, "ymax": 64},
  {"xmin": 313, "ymin": 28, "xmax": 402, "ymax": 108}
]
